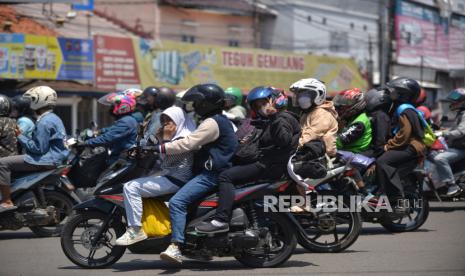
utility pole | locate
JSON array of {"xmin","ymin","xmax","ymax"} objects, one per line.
[
  {"xmin": 368, "ymin": 34, "xmax": 374, "ymax": 88},
  {"xmin": 378, "ymin": 0, "xmax": 390, "ymax": 84}
]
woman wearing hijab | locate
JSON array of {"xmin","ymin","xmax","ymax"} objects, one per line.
[{"xmin": 116, "ymin": 106, "xmax": 196, "ymax": 246}]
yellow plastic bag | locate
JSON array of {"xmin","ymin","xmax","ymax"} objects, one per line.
[{"xmin": 141, "ymin": 198, "xmax": 171, "ymax": 237}]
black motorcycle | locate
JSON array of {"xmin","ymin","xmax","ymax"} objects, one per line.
[
  {"xmin": 60, "ymin": 148, "xmax": 297, "ymax": 268},
  {"xmin": 0, "ymin": 165, "xmax": 74, "ymax": 237},
  {"xmin": 337, "ymin": 151, "xmax": 429, "ymax": 233}
]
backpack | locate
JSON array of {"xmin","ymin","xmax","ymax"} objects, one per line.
[
  {"xmin": 394, "ymin": 103, "xmax": 436, "ymax": 148},
  {"xmin": 232, "ymin": 128, "xmax": 263, "ymax": 165}
]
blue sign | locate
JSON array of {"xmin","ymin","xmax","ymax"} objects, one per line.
[
  {"xmin": 72, "ymin": 0, "xmax": 94, "ymax": 11},
  {"xmin": 57, "ymin": 37, "xmax": 94, "ymax": 81}
]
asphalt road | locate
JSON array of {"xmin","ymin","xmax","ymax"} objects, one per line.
[{"xmin": 1, "ymin": 207, "xmax": 464, "ymax": 276}]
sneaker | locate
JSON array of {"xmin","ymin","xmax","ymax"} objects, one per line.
[
  {"xmin": 160, "ymin": 243, "xmax": 183, "ymax": 264},
  {"xmin": 195, "ymin": 220, "xmax": 229, "ymax": 234},
  {"xmin": 115, "ymin": 227, "xmax": 147, "ymax": 246},
  {"xmin": 446, "ymin": 184, "xmax": 461, "ymax": 196}
]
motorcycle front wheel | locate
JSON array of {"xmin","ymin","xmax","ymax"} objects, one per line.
[{"xmin": 60, "ymin": 211, "xmax": 126, "ymax": 268}]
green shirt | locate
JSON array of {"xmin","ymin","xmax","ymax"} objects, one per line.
[{"xmin": 336, "ymin": 112, "xmax": 372, "ymax": 153}]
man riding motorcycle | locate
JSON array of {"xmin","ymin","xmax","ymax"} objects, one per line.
[
  {"xmin": 85, "ymin": 91, "xmax": 138, "ymax": 165},
  {"xmin": 151, "ymin": 83, "xmax": 238, "ymax": 263},
  {"xmin": 0, "ymin": 86, "xmax": 68, "ymax": 212},
  {"xmin": 195, "ymin": 86, "xmax": 300, "ymax": 234},
  {"xmin": 431, "ymin": 88, "xmax": 465, "ymax": 196},
  {"xmin": 334, "ymin": 88, "xmax": 372, "ymax": 154},
  {"xmin": 139, "ymin": 86, "xmax": 177, "ymax": 144},
  {"xmin": 364, "ymin": 88, "xmax": 392, "ymax": 158},
  {"xmin": 376, "ymin": 77, "xmax": 426, "ymax": 203}
]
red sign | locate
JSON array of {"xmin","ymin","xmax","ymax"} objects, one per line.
[{"xmin": 94, "ymin": 35, "xmax": 140, "ymax": 90}]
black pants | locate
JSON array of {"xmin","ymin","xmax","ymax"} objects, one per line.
[
  {"xmin": 213, "ymin": 162, "xmax": 266, "ymax": 223},
  {"xmin": 375, "ymin": 146, "xmax": 419, "ymax": 197}
]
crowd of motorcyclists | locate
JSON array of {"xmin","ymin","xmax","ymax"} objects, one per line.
[{"xmin": 0, "ymin": 76, "xmax": 464, "ymax": 263}]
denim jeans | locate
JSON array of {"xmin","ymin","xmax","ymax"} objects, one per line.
[
  {"xmin": 432, "ymin": 148, "xmax": 465, "ymax": 184},
  {"xmin": 168, "ymin": 171, "xmax": 218, "ymax": 243}
]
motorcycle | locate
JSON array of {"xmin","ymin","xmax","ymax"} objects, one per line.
[
  {"xmin": 60, "ymin": 146, "xmax": 297, "ymax": 268},
  {"xmin": 285, "ymin": 155, "xmax": 363, "ymax": 253},
  {"xmin": 0, "ymin": 165, "xmax": 75, "ymax": 237},
  {"xmin": 337, "ymin": 151, "xmax": 429, "ymax": 233}
]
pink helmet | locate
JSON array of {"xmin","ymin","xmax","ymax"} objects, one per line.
[{"xmin": 109, "ymin": 93, "xmax": 136, "ymax": 115}]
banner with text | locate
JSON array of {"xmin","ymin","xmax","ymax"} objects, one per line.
[
  {"xmin": 0, "ymin": 33, "xmax": 94, "ymax": 81},
  {"xmin": 94, "ymin": 35, "xmax": 140, "ymax": 91},
  {"xmin": 134, "ymin": 39, "xmax": 368, "ymax": 94}
]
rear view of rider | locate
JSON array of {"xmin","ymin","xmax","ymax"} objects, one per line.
[
  {"xmin": 10, "ymin": 95, "xmax": 35, "ymax": 139},
  {"xmin": 156, "ymin": 84, "xmax": 238, "ymax": 263},
  {"xmin": 431, "ymin": 88, "xmax": 465, "ymax": 196},
  {"xmin": 376, "ymin": 77, "xmax": 426, "ymax": 203},
  {"xmin": 364, "ymin": 88, "xmax": 392, "ymax": 157},
  {"xmin": 289, "ymin": 78, "xmax": 338, "ymax": 156},
  {"xmin": 84, "ymin": 92, "xmax": 138, "ymax": 164},
  {"xmin": 0, "ymin": 95, "xmax": 18, "ymax": 158},
  {"xmin": 195, "ymin": 86, "xmax": 300, "ymax": 234},
  {"xmin": 334, "ymin": 88, "xmax": 372, "ymax": 154},
  {"xmin": 0, "ymin": 86, "xmax": 68, "ymax": 212}
]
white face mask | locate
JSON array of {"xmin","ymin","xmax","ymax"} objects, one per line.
[{"xmin": 298, "ymin": 95, "xmax": 312, "ymax": 109}]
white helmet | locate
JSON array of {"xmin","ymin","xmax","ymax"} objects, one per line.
[
  {"xmin": 23, "ymin": 86, "xmax": 57, "ymax": 110},
  {"xmin": 289, "ymin": 78, "xmax": 326, "ymax": 109}
]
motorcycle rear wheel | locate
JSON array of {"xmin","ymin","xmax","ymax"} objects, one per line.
[
  {"xmin": 234, "ymin": 211, "xmax": 297, "ymax": 268},
  {"xmin": 61, "ymin": 211, "xmax": 126, "ymax": 268},
  {"xmin": 29, "ymin": 190, "xmax": 74, "ymax": 237},
  {"xmin": 296, "ymin": 198, "xmax": 362, "ymax": 253},
  {"xmin": 380, "ymin": 193, "xmax": 429, "ymax": 232}
]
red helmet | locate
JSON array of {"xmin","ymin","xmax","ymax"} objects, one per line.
[
  {"xmin": 416, "ymin": 105, "xmax": 431, "ymax": 120},
  {"xmin": 415, "ymin": 89, "xmax": 427, "ymax": 106},
  {"xmin": 333, "ymin": 88, "xmax": 366, "ymax": 120}
]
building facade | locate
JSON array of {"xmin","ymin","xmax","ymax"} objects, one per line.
[{"xmin": 260, "ymin": 0, "xmax": 380, "ymax": 85}]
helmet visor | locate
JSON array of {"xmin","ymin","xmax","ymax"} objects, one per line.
[
  {"xmin": 447, "ymin": 90, "xmax": 464, "ymax": 102},
  {"xmin": 98, "ymin": 92, "xmax": 118, "ymax": 106}
]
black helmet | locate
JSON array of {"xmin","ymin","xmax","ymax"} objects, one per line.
[
  {"xmin": 386, "ymin": 77, "xmax": 421, "ymax": 104},
  {"xmin": 182, "ymin": 84, "xmax": 225, "ymax": 117},
  {"xmin": 10, "ymin": 95, "xmax": 34, "ymax": 118},
  {"xmin": 143, "ymin": 86, "xmax": 159, "ymax": 97},
  {"xmin": 365, "ymin": 88, "xmax": 392, "ymax": 112},
  {"xmin": 154, "ymin": 86, "xmax": 176, "ymax": 110},
  {"xmin": 0, "ymin": 94, "xmax": 11, "ymax": 117}
]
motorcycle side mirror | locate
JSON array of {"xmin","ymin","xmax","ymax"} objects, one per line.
[{"xmin": 86, "ymin": 129, "xmax": 94, "ymax": 138}]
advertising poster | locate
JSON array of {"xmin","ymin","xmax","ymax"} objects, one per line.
[
  {"xmin": 23, "ymin": 34, "xmax": 63, "ymax": 79},
  {"xmin": 57, "ymin": 37, "xmax": 94, "ymax": 81},
  {"xmin": 0, "ymin": 33, "xmax": 25, "ymax": 79},
  {"xmin": 395, "ymin": 0, "xmax": 465, "ymax": 69},
  {"xmin": 134, "ymin": 39, "xmax": 367, "ymax": 94},
  {"xmin": 94, "ymin": 35, "xmax": 141, "ymax": 91}
]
